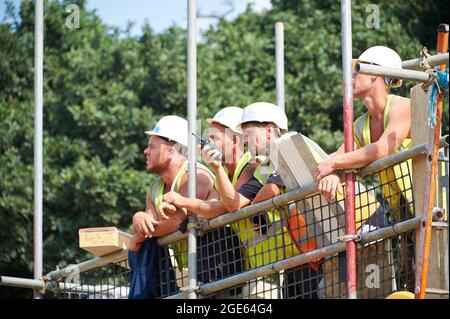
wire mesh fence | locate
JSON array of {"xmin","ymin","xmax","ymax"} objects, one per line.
[
  {"xmin": 49, "ymin": 147, "xmax": 448, "ymax": 299},
  {"xmin": 52, "ymin": 258, "xmax": 131, "ymax": 299}
]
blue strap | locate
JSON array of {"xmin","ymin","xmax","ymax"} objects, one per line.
[{"xmin": 427, "ymin": 68, "xmax": 449, "ymax": 127}]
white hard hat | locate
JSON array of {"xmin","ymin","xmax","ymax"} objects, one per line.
[
  {"xmin": 240, "ymin": 102, "xmax": 288, "ymax": 131},
  {"xmin": 145, "ymin": 115, "xmax": 188, "ymax": 147},
  {"xmin": 207, "ymin": 106, "xmax": 243, "ymax": 134},
  {"xmin": 357, "ymin": 46, "xmax": 403, "ymax": 88}
]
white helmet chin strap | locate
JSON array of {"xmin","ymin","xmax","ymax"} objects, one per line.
[{"xmin": 384, "ymin": 77, "xmax": 402, "ymax": 89}]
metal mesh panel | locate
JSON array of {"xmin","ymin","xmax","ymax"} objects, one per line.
[
  {"xmin": 52, "ymin": 158, "xmax": 424, "ymax": 299},
  {"xmin": 155, "ymin": 226, "xmax": 246, "ymax": 298},
  {"xmin": 203, "ymin": 160, "xmax": 416, "ymax": 299},
  {"xmin": 54, "ymin": 259, "xmax": 131, "ymax": 299}
]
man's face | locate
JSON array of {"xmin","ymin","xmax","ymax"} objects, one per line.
[
  {"xmin": 143, "ymin": 135, "xmax": 172, "ymax": 173},
  {"xmin": 242, "ymin": 123, "xmax": 268, "ymax": 157},
  {"xmin": 352, "ymin": 62, "xmax": 377, "ymax": 99},
  {"xmin": 208, "ymin": 123, "xmax": 237, "ymax": 164}
]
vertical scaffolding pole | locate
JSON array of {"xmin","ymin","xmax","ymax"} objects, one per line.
[
  {"xmin": 33, "ymin": 0, "xmax": 44, "ymax": 300},
  {"xmin": 187, "ymin": 0, "xmax": 198, "ymax": 299},
  {"xmin": 340, "ymin": 0, "xmax": 357, "ymax": 299},
  {"xmin": 275, "ymin": 22, "xmax": 285, "ymax": 111},
  {"xmin": 415, "ymin": 23, "xmax": 449, "ymax": 299}
]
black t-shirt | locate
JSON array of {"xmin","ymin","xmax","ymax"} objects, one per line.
[
  {"xmin": 237, "ymin": 176, "xmax": 263, "ymax": 200},
  {"xmin": 266, "ymin": 170, "xmax": 285, "ymax": 188},
  {"xmin": 237, "ymin": 170, "xmax": 286, "ymax": 200}
]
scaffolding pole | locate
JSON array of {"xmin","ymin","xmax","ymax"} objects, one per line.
[
  {"xmin": 402, "ymin": 52, "xmax": 449, "ymax": 70},
  {"xmin": 356, "ymin": 63, "xmax": 432, "ymax": 82},
  {"xmin": 340, "ymin": 0, "xmax": 357, "ymax": 299},
  {"xmin": 33, "ymin": 0, "xmax": 44, "ymax": 300},
  {"xmin": 186, "ymin": 0, "xmax": 198, "ymax": 300},
  {"xmin": 275, "ymin": 22, "xmax": 285, "ymax": 111}
]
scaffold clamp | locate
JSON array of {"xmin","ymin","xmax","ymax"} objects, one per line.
[{"xmin": 338, "ymin": 234, "xmax": 359, "ymax": 242}]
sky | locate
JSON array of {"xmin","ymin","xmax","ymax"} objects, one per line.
[{"xmin": 0, "ymin": 0, "xmax": 272, "ymax": 36}]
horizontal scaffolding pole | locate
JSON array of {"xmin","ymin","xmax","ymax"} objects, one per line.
[
  {"xmin": 2, "ymin": 214, "xmax": 428, "ymax": 295},
  {"xmin": 0, "ymin": 276, "xmax": 46, "ymax": 291},
  {"xmin": 3, "ymin": 138, "xmax": 447, "ymax": 290},
  {"xmin": 45, "ymin": 249, "xmax": 128, "ymax": 281},
  {"xmin": 168, "ymin": 216, "xmax": 422, "ymax": 298},
  {"xmin": 402, "ymin": 53, "xmax": 449, "ymax": 70},
  {"xmin": 157, "ymin": 182, "xmax": 318, "ymax": 246},
  {"xmin": 160, "ymin": 137, "xmax": 448, "ymax": 246},
  {"xmin": 0, "ymin": 276, "xmax": 130, "ymax": 298},
  {"xmin": 356, "ymin": 63, "xmax": 432, "ymax": 82},
  {"xmin": 359, "ymin": 135, "xmax": 448, "ymax": 177}
]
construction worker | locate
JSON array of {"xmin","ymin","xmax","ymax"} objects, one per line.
[
  {"xmin": 314, "ymin": 46, "xmax": 412, "ymax": 217},
  {"xmin": 129, "ymin": 115, "xmax": 242, "ymax": 298},
  {"xmin": 160, "ymin": 107, "xmax": 256, "ymax": 221},
  {"xmin": 161, "ymin": 106, "xmax": 259, "ymax": 274},
  {"xmin": 163, "ymin": 103, "xmax": 293, "ymax": 266},
  {"xmin": 131, "ymin": 115, "xmax": 216, "ymax": 243},
  {"xmin": 313, "ymin": 45, "xmax": 414, "ymax": 291},
  {"xmin": 204, "ymin": 102, "xmax": 321, "ymax": 299}
]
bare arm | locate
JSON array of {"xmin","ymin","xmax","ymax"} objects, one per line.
[
  {"xmin": 145, "ymin": 193, "xmax": 185, "ymax": 237},
  {"xmin": 251, "ymin": 183, "xmax": 282, "ymax": 204},
  {"xmin": 335, "ymin": 100, "xmax": 410, "ymax": 169},
  {"xmin": 315, "ymin": 98, "xmax": 410, "ymax": 181},
  {"xmin": 214, "ymin": 162, "xmax": 252, "ymax": 212},
  {"xmin": 163, "ymin": 170, "xmax": 228, "ymax": 219}
]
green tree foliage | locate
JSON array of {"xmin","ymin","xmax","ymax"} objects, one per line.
[{"xmin": 0, "ymin": 0, "xmax": 447, "ymax": 298}]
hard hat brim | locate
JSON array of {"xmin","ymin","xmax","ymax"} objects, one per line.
[
  {"xmin": 207, "ymin": 119, "xmax": 242, "ymax": 134},
  {"xmin": 144, "ymin": 130, "xmax": 188, "ymax": 147}
]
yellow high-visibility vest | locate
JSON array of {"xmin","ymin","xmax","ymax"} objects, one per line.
[
  {"xmin": 149, "ymin": 161, "xmax": 215, "ymax": 268},
  {"xmin": 353, "ymin": 94, "xmax": 413, "ymax": 221}
]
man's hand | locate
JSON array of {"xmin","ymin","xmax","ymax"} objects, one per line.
[
  {"xmin": 157, "ymin": 202, "xmax": 177, "ymax": 221},
  {"xmin": 129, "ymin": 233, "xmax": 147, "ymax": 252},
  {"xmin": 163, "ymin": 191, "xmax": 188, "ymax": 209},
  {"xmin": 201, "ymin": 148, "xmax": 222, "ymax": 170},
  {"xmin": 314, "ymin": 157, "xmax": 338, "ymax": 182},
  {"xmin": 132, "ymin": 211, "xmax": 159, "ymax": 238},
  {"xmin": 317, "ymin": 174, "xmax": 343, "ymax": 201}
]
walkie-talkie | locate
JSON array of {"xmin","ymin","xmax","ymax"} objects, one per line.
[{"xmin": 192, "ymin": 133, "xmax": 222, "ymax": 162}]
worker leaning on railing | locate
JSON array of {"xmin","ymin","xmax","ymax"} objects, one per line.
[
  {"xmin": 160, "ymin": 107, "xmax": 259, "ymax": 271},
  {"xmin": 313, "ymin": 46, "xmax": 416, "ymax": 293},
  {"xmin": 314, "ymin": 46, "xmax": 413, "ymax": 221},
  {"xmin": 128, "ymin": 115, "xmax": 219, "ymax": 298},
  {"xmin": 162, "ymin": 102, "xmax": 322, "ymax": 299},
  {"xmin": 160, "ymin": 107, "xmax": 256, "ymax": 221}
]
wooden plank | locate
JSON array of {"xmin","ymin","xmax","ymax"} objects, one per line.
[
  {"xmin": 425, "ymin": 226, "xmax": 449, "ymax": 299},
  {"xmin": 79, "ymin": 227, "xmax": 132, "ymax": 256},
  {"xmin": 409, "ymin": 84, "xmax": 443, "ymax": 296}
]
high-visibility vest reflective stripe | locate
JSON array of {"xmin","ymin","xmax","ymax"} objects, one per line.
[
  {"xmin": 149, "ymin": 161, "xmax": 215, "ymax": 268},
  {"xmin": 211, "ymin": 152, "xmax": 270, "ymax": 270},
  {"xmin": 245, "ymin": 159, "xmax": 319, "ymax": 269},
  {"xmin": 354, "ymin": 94, "xmax": 413, "ymax": 221},
  {"xmin": 213, "ymin": 151, "xmax": 253, "ymax": 191}
]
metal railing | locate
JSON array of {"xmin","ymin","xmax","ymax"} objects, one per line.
[{"xmin": 14, "ymin": 137, "xmax": 442, "ymax": 299}]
